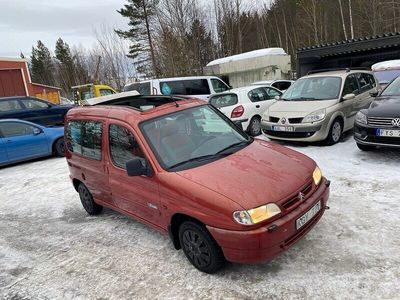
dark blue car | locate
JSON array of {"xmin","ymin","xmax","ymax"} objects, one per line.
[
  {"xmin": 0, "ymin": 119, "xmax": 65, "ymax": 167},
  {"xmin": 0, "ymin": 96, "xmax": 73, "ymax": 127}
]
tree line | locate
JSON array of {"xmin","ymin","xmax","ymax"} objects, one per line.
[{"xmin": 26, "ymin": 0, "xmax": 400, "ymax": 96}]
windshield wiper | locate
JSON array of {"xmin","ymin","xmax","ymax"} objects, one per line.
[
  {"xmin": 215, "ymin": 140, "xmax": 251, "ymax": 155},
  {"xmin": 167, "ymin": 154, "xmax": 226, "ymax": 170},
  {"xmin": 168, "ymin": 140, "xmax": 251, "ymax": 171},
  {"xmin": 286, "ymin": 97, "xmax": 323, "ymax": 101}
]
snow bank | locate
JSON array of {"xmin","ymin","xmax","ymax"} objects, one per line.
[
  {"xmin": 371, "ymin": 59, "xmax": 400, "ymax": 71},
  {"xmin": 207, "ymin": 48, "xmax": 287, "ymax": 66}
]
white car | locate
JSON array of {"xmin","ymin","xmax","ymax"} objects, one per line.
[
  {"xmin": 251, "ymin": 80, "xmax": 295, "ymax": 92},
  {"xmin": 209, "ymin": 85, "xmax": 282, "ymax": 136}
]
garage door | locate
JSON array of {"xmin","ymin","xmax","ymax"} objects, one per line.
[{"xmin": 0, "ymin": 69, "xmax": 27, "ymax": 97}]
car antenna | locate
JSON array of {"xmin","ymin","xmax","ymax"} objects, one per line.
[{"xmin": 170, "ymin": 94, "xmax": 179, "ymax": 107}]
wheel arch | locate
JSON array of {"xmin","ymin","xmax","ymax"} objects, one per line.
[
  {"xmin": 168, "ymin": 213, "xmax": 205, "ymax": 250},
  {"xmin": 324, "ymin": 113, "xmax": 345, "ymax": 139}
]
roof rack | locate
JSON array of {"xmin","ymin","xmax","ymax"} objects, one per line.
[{"xmin": 307, "ymin": 67, "xmax": 369, "ymax": 75}]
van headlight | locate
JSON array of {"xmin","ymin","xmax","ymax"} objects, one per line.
[
  {"xmin": 302, "ymin": 109, "xmax": 326, "ymax": 123},
  {"xmin": 233, "ymin": 203, "xmax": 281, "ymax": 225},
  {"xmin": 355, "ymin": 110, "xmax": 367, "ymax": 125},
  {"xmin": 313, "ymin": 166, "xmax": 322, "ymax": 185}
]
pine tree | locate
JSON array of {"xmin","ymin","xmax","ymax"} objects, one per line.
[
  {"xmin": 30, "ymin": 40, "xmax": 55, "ymax": 86},
  {"xmin": 115, "ymin": 0, "xmax": 159, "ymax": 76},
  {"xmin": 54, "ymin": 38, "xmax": 76, "ymax": 93}
]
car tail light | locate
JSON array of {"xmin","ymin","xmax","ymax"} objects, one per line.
[{"xmin": 231, "ymin": 105, "xmax": 244, "ymax": 118}]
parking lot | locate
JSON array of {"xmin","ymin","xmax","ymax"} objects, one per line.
[{"xmin": 1, "ymin": 135, "xmax": 399, "ymax": 300}]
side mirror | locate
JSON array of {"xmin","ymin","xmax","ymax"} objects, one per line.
[
  {"xmin": 274, "ymin": 95, "xmax": 281, "ymax": 100},
  {"xmin": 369, "ymin": 91, "xmax": 379, "ymax": 97},
  {"xmin": 33, "ymin": 128, "xmax": 42, "ymax": 135},
  {"xmin": 342, "ymin": 93, "xmax": 355, "ymax": 101},
  {"xmin": 126, "ymin": 157, "xmax": 152, "ymax": 177}
]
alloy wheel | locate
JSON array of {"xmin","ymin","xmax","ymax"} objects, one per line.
[{"xmin": 182, "ymin": 229, "xmax": 211, "ymax": 268}]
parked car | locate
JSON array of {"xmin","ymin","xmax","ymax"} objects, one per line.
[
  {"xmin": 354, "ymin": 75, "xmax": 400, "ymax": 150},
  {"xmin": 371, "ymin": 59, "xmax": 400, "ymax": 89},
  {"xmin": 65, "ymin": 95, "xmax": 330, "ymax": 273},
  {"xmin": 0, "ymin": 119, "xmax": 64, "ymax": 166},
  {"xmin": 72, "ymin": 83, "xmax": 117, "ymax": 105},
  {"xmin": 261, "ymin": 70, "xmax": 379, "ymax": 145},
  {"xmin": 251, "ymin": 79, "xmax": 295, "ymax": 92},
  {"xmin": 209, "ymin": 85, "xmax": 282, "ymax": 136},
  {"xmin": 0, "ymin": 96, "xmax": 73, "ymax": 127},
  {"xmin": 123, "ymin": 76, "xmax": 231, "ymax": 100}
]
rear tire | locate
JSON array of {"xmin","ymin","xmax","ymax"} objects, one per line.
[
  {"xmin": 179, "ymin": 221, "xmax": 225, "ymax": 274},
  {"xmin": 78, "ymin": 183, "xmax": 103, "ymax": 215},
  {"xmin": 53, "ymin": 138, "xmax": 65, "ymax": 157},
  {"xmin": 248, "ymin": 116, "xmax": 262, "ymax": 136},
  {"xmin": 357, "ymin": 143, "xmax": 375, "ymax": 151},
  {"xmin": 325, "ymin": 118, "xmax": 343, "ymax": 145}
]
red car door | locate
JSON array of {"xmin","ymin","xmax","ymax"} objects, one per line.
[{"xmin": 106, "ymin": 121, "xmax": 162, "ymax": 228}]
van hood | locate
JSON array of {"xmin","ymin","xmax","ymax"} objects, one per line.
[
  {"xmin": 268, "ymin": 99, "xmax": 337, "ymax": 116},
  {"xmin": 176, "ymin": 139, "xmax": 316, "ymax": 210}
]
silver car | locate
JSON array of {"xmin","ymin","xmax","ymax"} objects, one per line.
[{"xmin": 261, "ymin": 70, "xmax": 379, "ymax": 145}]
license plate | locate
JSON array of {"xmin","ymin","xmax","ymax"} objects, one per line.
[
  {"xmin": 272, "ymin": 126, "xmax": 294, "ymax": 132},
  {"xmin": 376, "ymin": 129, "xmax": 400, "ymax": 137},
  {"xmin": 296, "ymin": 201, "xmax": 321, "ymax": 230}
]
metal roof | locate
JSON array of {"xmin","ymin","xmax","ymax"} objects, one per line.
[{"xmin": 297, "ymin": 32, "xmax": 400, "ymax": 58}]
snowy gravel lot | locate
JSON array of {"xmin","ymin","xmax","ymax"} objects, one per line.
[{"xmin": 1, "ymin": 134, "xmax": 400, "ymax": 300}]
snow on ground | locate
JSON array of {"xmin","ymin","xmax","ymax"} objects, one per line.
[{"xmin": 1, "ymin": 134, "xmax": 400, "ymax": 299}]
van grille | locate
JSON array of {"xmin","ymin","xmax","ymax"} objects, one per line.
[
  {"xmin": 282, "ymin": 181, "xmax": 313, "ymax": 210},
  {"xmin": 368, "ymin": 117, "xmax": 397, "ymax": 128}
]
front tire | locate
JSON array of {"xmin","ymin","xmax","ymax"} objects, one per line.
[
  {"xmin": 248, "ymin": 116, "xmax": 262, "ymax": 136},
  {"xmin": 357, "ymin": 143, "xmax": 375, "ymax": 151},
  {"xmin": 78, "ymin": 183, "xmax": 103, "ymax": 215},
  {"xmin": 179, "ymin": 221, "xmax": 225, "ymax": 274},
  {"xmin": 53, "ymin": 138, "xmax": 65, "ymax": 157},
  {"xmin": 325, "ymin": 119, "xmax": 343, "ymax": 145}
]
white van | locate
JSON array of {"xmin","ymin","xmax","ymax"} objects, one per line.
[{"xmin": 123, "ymin": 76, "xmax": 230, "ymax": 101}]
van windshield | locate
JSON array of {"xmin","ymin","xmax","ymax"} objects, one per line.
[
  {"xmin": 282, "ymin": 77, "xmax": 341, "ymax": 101},
  {"xmin": 141, "ymin": 105, "xmax": 252, "ymax": 171},
  {"xmin": 124, "ymin": 82, "xmax": 151, "ymax": 95}
]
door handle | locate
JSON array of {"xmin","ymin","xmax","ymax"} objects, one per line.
[{"xmin": 256, "ymin": 105, "xmax": 260, "ymax": 108}]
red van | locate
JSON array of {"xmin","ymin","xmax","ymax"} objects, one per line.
[{"xmin": 65, "ymin": 95, "xmax": 330, "ymax": 273}]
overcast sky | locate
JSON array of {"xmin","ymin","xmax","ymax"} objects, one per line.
[{"xmin": 0, "ymin": 0, "xmax": 128, "ymax": 57}]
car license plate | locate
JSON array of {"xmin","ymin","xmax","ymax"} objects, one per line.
[
  {"xmin": 296, "ymin": 201, "xmax": 321, "ymax": 230},
  {"xmin": 272, "ymin": 126, "xmax": 294, "ymax": 132},
  {"xmin": 376, "ymin": 129, "xmax": 400, "ymax": 137}
]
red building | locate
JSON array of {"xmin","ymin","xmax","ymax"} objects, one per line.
[{"xmin": 0, "ymin": 57, "xmax": 61, "ymax": 104}]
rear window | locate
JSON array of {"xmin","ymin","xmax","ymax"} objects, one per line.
[
  {"xmin": 209, "ymin": 94, "xmax": 238, "ymax": 108},
  {"xmin": 160, "ymin": 79, "xmax": 210, "ymax": 95},
  {"xmin": 124, "ymin": 82, "xmax": 151, "ymax": 95},
  {"xmin": 66, "ymin": 120, "xmax": 102, "ymax": 160}
]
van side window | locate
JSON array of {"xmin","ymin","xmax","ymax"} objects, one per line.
[
  {"xmin": 66, "ymin": 121, "xmax": 102, "ymax": 160},
  {"xmin": 109, "ymin": 124, "xmax": 144, "ymax": 169},
  {"xmin": 356, "ymin": 73, "xmax": 373, "ymax": 93},
  {"xmin": 160, "ymin": 79, "xmax": 210, "ymax": 95},
  {"xmin": 343, "ymin": 74, "xmax": 360, "ymax": 96}
]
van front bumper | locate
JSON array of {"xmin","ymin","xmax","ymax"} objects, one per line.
[
  {"xmin": 261, "ymin": 120, "xmax": 327, "ymax": 142},
  {"xmin": 207, "ymin": 178, "xmax": 330, "ymax": 264}
]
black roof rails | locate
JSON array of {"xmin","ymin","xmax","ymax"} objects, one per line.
[{"xmin": 307, "ymin": 67, "xmax": 369, "ymax": 75}]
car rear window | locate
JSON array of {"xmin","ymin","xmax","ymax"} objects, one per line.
[
  {"xmin": 66, "ymin": 120, "xmax": 102, "ymax": 160},
  {"xmin": 209, "ymin": 94, "xmax": 238, "ymax": 108},
  {"xmin": 160, "ymin": 79, "xmax": 210, "ymax": 95}
]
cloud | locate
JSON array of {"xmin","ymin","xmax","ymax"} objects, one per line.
[{"xmin": 0, "ymin": 0, "xmax": 128, "ymax": 57}]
